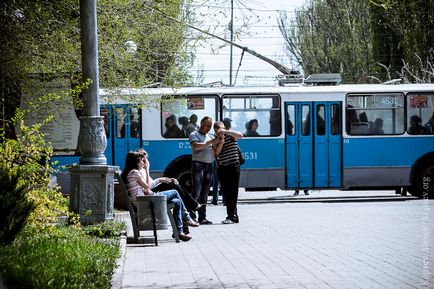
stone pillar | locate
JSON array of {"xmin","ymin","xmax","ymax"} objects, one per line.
[
  {"xmin": 69, "ymin": 0, "xmax": 117, "ymax": 224},
  {"xmin": 69, "ymin": 166, "xmax": 117, "ymax": 224}
]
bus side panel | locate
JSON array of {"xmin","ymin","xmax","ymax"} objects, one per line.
[
  {"xmin": 343, "ymin": 136, "xmax": 434, "ymax": 188},
  {"xmin": 143, "ymin": 140, "xmax": 192, "ymax": 172},
  {"xmin": 144, "ymin": 138, "xmax": 285, "ymax": 188},
  {"xmin": 239, "ymin": 138, "xmax": 285, "ymax": 188}
]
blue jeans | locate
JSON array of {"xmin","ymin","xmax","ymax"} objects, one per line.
[
  {"xmin": 157, "ymin": 189, "xmax": 188, "ymax": 233},
  {"xmin": 191, "ymin": 161, "xmax": 213, "ymax": 221}
]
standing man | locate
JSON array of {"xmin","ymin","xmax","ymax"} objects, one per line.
[
  {"xmin": 189, "ymin": 116, "xmax": 219, "ymax": 224},
  {"xmin": 213, "ymin": 120, "xmax": 243, "ymax": 224}
]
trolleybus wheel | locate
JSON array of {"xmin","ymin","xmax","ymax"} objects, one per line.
[
  {"xmin": 413, "ymin": 162, "xmax": 434, "ymax": 199},
  {"xmin": 175, "ymin": 167, "xmax": 192, "ymax": 194}
]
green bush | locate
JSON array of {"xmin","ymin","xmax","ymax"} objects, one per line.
[
  {"xmin": 0, "ymin": 226, "xmax": 120, "ymax": 289},
  {"xmin": 0, "ymin": 169, "xmax": 36, "ymax": 245},
  {"xmin": 0, "ymin": 109, "xmax": 68, "ymax": 232},
  {"xmin": 82, "ymin": 220, "xmax": 127, "ymax": 238}
]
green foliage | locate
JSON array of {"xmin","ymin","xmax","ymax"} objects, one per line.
[
  {"xmin": 279, "ymin": 0, "xmax": 433, "ymax": 83},
  {"xmin": 0, "ymin": 169, "xmax": 36, "ymax": 245},
  {"xmin": 0, "ymin": 109, "xmax": 68, "ymax": 231},
  {"xmin": 0, "ymin": 226, "xmax": 120, "ymax": 289},
  {"xmin": 279, "ymin": 0, "xmax": 375, "ymax": 83},
  {"xmin": 82, "ymin": 220, "xmax": 126, "ymax": 238},
  {"xmin": 1, "ymin": 0, "xmax": 194, "ymax": 134},
  {"xmin": 370, "ymin": 0, "xmax": 434, "ymax": 79}
]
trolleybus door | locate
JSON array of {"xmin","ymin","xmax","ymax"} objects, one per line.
[
  {"xmin": 285, "ymin": 103, "xmax": 313, "ymax": 188},
  {"xmin": 313, "ymin": 102, "xmax": 342, "ymax": 187},
  {"xmin": 103, "ymin": 105, "xmax": 141, "ymax": 169},
  {"xmin": 285, "ymin": 102, "xmax": 342, "ymax": 189}
]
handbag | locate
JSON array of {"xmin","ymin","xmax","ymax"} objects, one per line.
[{"xmin": 237, "ymin": 147, "xmax": 245, "ymax": 165}]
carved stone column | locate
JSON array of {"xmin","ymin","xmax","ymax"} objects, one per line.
[{"xmin": 78, "ymin": 116, "xmax": 107, "ymax": 164}]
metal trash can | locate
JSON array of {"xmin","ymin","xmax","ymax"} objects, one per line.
[{"xmin": 136, "ymin": 195, "xmax": 168, "ymax": 230}]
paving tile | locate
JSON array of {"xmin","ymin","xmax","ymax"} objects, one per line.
[{"xmin": 121, "ymin": 196, "xmax": 434, "ymax": 288}]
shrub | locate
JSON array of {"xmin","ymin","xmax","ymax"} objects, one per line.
[
  {"xmin": 82, "ymin": 220, "xmax": 127, "ymax": 238},
  {"xmin": 0, "ymin": 169, "xmax": 36, "ymax": 245},
  {"xmin": 0, "ymin": 226, "xmax": 120, "ymax": 289},
  {"xmin": 0, "ymin": 109, "xmax": 68, "ymax": 233}
]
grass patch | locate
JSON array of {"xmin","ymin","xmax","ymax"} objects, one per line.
[{"xmin": 0, "ymin": 225, "xmax": 120, "ymax": 289}]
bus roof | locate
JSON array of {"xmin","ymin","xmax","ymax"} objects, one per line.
[{"xmin": 100, "ymin": 83, "xmax": 434, "ymax": 102}]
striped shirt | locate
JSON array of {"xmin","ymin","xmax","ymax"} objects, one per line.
[
  {"xmin": 217, "ymin": 134, "xmax": 240, "ymax": 167},
  {"xmin": 126, "ymin": 169, "xmax": 145, "ymax": 202}
]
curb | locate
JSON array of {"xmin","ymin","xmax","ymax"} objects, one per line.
[
  {"xmin": 110, "ymin": 230, "xmax": 127, "ymax": 289},
  {"xmin": 238, "ymin": 195, "xmax": 417, "ymax": 204}
]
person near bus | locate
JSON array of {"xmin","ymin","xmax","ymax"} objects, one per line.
[
  {"xmin": 244, "ymin": 119, "xmax": 260, "ymax": 136},
  {"xmin": 121, "ymin": 151, "xmax": 196, "ymax": 241},
  {"xmin": 409, "ymin": 115, "xmax": 427, "ymax": 135},
  {"xmin": 186, "ymin": 114, "xmax": 200, "ymax": 133},
  {"xmin": 163, "ymin": 114, "xmax": 183, "ymax": 138},
  {"xmin": 372, "ymin": 118, "xmax": 385, "ymax": 134},
  {"xmin": 213, "ymin": 121, "xmax": 243, "ymax": 224},
  {"xmin": 135, "ymin": 148, "xmax": 201, "ymax": 234},
  {"xmin": 189, "ymin": 116, "xmax": 220, "ymax": 225}
]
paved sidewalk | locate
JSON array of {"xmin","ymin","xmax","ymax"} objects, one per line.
[{"xmin": 118, "ymin": 196, "xmax": 433, "ymax": 289}]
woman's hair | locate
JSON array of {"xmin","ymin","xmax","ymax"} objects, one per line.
[
  {"xmin": 135, "ymin": 148, "xmax": 148, "ymax": 157},
  {"xmin": 121, "ymin": 151, "xmax": 141, "ymax": 184}
]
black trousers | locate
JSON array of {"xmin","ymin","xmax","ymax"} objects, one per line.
[
  {"xmin": 151, "ymin": 182, "xmax": 198, "ymax": 212},
  {"xmin": 217, "ymin": 164, "xmax": 240, "ymax": 221}
]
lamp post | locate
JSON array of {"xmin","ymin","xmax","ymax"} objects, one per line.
[{"xmin": 69, "ymin": 0, "xmax": 118, "ymax": 224}]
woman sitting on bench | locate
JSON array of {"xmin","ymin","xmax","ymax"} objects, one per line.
[{"xmin": 121, "ymin": 151, "xmax": 197, "ymax": 242}]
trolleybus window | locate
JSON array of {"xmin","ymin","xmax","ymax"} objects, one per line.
[
  {"xmin": 222, "ymin": 94, "xmax": 281, "ymax": 137},
  {"xmin": 346, "ymin": 93, "xmax": 404, "ymax": 135},
  {"xmin": 116, "ymin": 107, "xmax": 126, "ymax": 138},
  {"xmin": 301, "ymin": 105, "xmax": 310, "ymax": 136},
  {"xmin": 316, "ymin": 104, "xmax": 325, "ymax": 135},
  {"xmin": 286, "ymin": 104, "xmax": 295, "ymax": 135},
  {"xmin": 101, "ymin": 107, "xmax": 110, "ymax": 138},
  {"xmin": 130, "ymin": 107, "xmax": 140, "ymax": 138},
  {"xmin": 407, "ymin": 94, "xmax": 434, "ymax": 135},
  {"xmin": 161, "ymin": 95, "xmax": 218, "ymax": 138},
  {"xmin": 331, "ymin": 104, "xmax": 340, "ymax": 135}
]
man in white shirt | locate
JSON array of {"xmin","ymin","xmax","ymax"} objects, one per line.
[{"xmin": 189, "ymin": 116, "xmax": 220, "ymax": 224}]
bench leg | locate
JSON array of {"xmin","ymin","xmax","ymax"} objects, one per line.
[
  {"xmin": 150, "ymin": 201, "xmax": 158, "ymax": 246},
  {"xmin": 167, "ymin": 209, "xmax": 180, "ymax": 243}
]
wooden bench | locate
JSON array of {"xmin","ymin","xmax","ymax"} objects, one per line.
[{"xmin": 114, "ymin": 171, "xmax": 180, "ymax": 245}]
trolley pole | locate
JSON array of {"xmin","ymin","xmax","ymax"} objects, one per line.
[
  {"xmin": 229, "ymin": 0, "xmax": 234, "ymax": 86},
  {"xmin": 69, "ymin": 0, "xmax": 118, "ymax": 224}
]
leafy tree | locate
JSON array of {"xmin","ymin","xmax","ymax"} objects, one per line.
[
  {"xmin": 278, "ymin": 0, "xmax": 374, "ymax": 83},
  {"xmin": 370, "ymin": 0, "xmax": 434, "ymax": 81},
  {"xmin": 278, "ymin": 0, "xmax": 433, "ymax": 83},
  {"xmin": 0, "ymin": 0, "xmax": 193, "ymax": 135}
]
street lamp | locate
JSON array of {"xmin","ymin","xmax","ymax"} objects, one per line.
[{"xmin": 69, "ymin": 0, "xmax": 118, "ymax": 225}]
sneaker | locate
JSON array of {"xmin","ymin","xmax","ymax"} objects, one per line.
[
  {"xmin": 304, "ymin": 190, "xmax": 309, "ymax": 195},
  {"xmin": 222, "ymin": 219, "xmax": 234, "ymax": 224},
  {"xmin": 199, "ymin": 218, "xmax": 213, "ymax": 225},
  {"xmin": 232, "ymin": 215, "xmax": 239, "ymax": 223},
  {"xmin": 294, "ymin": 191, "xmax": 299, "ymax": 196}
]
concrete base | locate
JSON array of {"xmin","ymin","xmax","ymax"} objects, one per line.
[{"xmin": 69, "ymin": 165, "xmax": 119, "ymax": 224}]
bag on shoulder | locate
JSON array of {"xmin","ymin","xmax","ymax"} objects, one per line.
[{"xmin": 238, "ymin": 147, "xmax": 245, "ymax": 165}]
